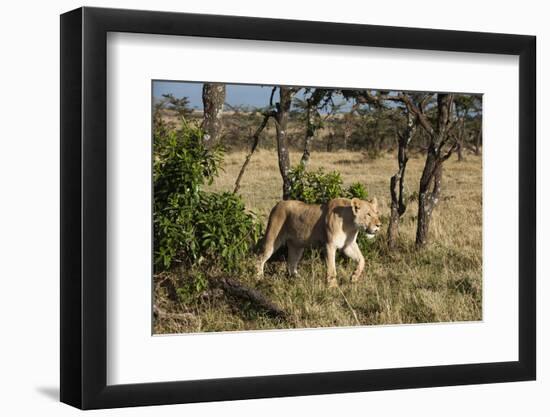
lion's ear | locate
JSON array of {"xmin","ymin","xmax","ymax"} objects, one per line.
[
  {"xmin": 371, "ymin": 197, "xmax": 378, "ymax": 211},
  {"xmin": 351, "ymin": 198, "xmax": 361, "ymax": 215}
]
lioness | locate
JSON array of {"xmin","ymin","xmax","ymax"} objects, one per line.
[{"xmin": 257, "ymin": 197, "xmax": 381, "ymax": 287}]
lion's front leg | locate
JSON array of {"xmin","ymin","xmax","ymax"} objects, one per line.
[
  {"xmin": 325, "ymin": 243, "xmax": 338, "ymax": 288},
  {"xmin": 344, "ymin": 242, "xmax": 365, "ymax": 283}
]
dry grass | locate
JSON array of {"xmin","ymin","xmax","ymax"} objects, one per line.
[{"xmin": 154, "ymin": 149, "xmax": 482, "ymax": 334}]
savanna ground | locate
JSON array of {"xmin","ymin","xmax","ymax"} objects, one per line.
[{"xmin": 154, "ymin": 148, "xmax": 482, "ymax": 334}]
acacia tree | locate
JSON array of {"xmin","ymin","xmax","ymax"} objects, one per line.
[
  {"xmin": 455, "ymin": 117, "xmax": 466, "ymax": 161},
  {"xmin": 340, "ymin": 89, "xmax": 386, "ymax": 152},
  {"xmin": 273, "ymin": 86, "xmax": 299, "ymax": 199},
  {"xmin": 342, "ymin": 90, "xmax": 457, "ymax": 248},
  {"xmin": 341, "ymin": 90, "xmax": 413, "ymax": 246},
  {"xmin": 153, "ymin": 94, "xmax": 193, "ymax": 137},
  {"xmin": 454, "ymin": 95, "xmax": 482, "ymax": 157},
  {"xmin": 299, "ymin": 88, "xmax": 330, "ymax": 166},
  {"xmin": 161, "ymin": 93, "xmax": 193, "ymax": 118},
  {"xmin": 408, "ymin": 93, "xmax": 457, "ymax": 247},
  {"xmin": 474, "ymin": 129, "xmax": 482, "ymax": 155},
  {"xmin": 233, "ymin": 86, "xmax": 300, "ymax": 199},
  {"xmin": 453, "ymin": 95, "xmax": 475, "ymax": 161},
  {"xmin": 387, "ymin": 109, "xmax": 417, "ymax": 248},
  {"xmin": 341, "ymin": 105, "xmax": 357, "ymax": 151},
  {"xmin": 201, "ymin": 83, "xmax": 226, "ymax": 148}
]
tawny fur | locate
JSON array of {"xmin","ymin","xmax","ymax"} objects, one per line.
[{"xmin": 257, "ymin": 197, "xmax": 381, "ymax": 287}]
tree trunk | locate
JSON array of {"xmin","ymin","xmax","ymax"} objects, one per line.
[
  {"xmin": 274, "ymin": 87, "xmax": 294, "ymax": 200},
  {"xmin": 414, "ymin": 93, "xmax": 453, "ymax": 248},
  {"xmin": 416, "ymin": 148, "xmax": 444, "ymax": 248},
  {"xmin": 456, "ymin": 117, "xmax": 465, "ymax": 161},
  {"xmin": 474, "ymin": 129, "xmax": 482, "ymax": 155},
  {"xmin": 300, "ymin": 102, "xmax": 316, "ymax": 167},
  {"xmin": 387, "ymin": 186, "xmax": 401, "ymax": 248},
  {"xmin": 201, "ymin": 83, "xmax": 226, "ymax": 148},
  {"xmin": 456, "ymin": 141, "xmax": 463, "ymax": 161},
  {"xmin": 343, "ymin": 128, "xmax": 351, "ymax": 151},
  {"xmin": 387, "ymin": 113, "xmax": 416, "ymax": 249},
  {"xmin": 326, "ymin": 132, "xmax": 334, "ymax": 152}
]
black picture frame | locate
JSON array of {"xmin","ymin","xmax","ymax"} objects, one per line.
[{"xmin": 60, "ymin": 6, "xmax": 536, "ymax": 410}]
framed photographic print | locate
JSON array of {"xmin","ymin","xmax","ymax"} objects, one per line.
[{"xmin": 60, "ymin": 6, "xmax": 536, "ymax": 410}]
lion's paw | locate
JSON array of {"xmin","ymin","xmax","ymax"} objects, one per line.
[
  {"xmin": 351, "ymin": 273, "xmax": 363, "ymax": 283},
  {"xmin": 327, "ymin": 277, "xmax": 339, "ymax": 288}
]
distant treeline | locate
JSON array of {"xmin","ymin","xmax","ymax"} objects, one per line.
[{"xmin": 155, "ymin": 90, "xmax": 481, "ymax": 158}]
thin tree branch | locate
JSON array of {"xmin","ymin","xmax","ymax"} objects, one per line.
[
  {"xmin": 269, "ymin": 86, "xmax": 277, "ymax": 108},
  {"xmin": 233, "ymin": 111, "xmax": 274, "ymax": 193}
]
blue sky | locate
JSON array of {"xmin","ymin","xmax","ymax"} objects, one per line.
[
  {"xmin": 153, "ymin": 81, "xmax": 479, "ymax": 114},
  {"xmin": 152, "ymin": 81, "xmax": 359, "ymax": 112},
  {"xmin": 153, "ymin": 81, "xmax": 293, "ymax": 110}
]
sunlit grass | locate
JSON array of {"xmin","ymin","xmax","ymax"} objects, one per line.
[{"xmin": 155, "ymin": 148, "xmax": 482, "ymax": 334}]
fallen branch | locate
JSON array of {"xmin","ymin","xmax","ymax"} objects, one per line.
[
  {"xmin": 209, "ymin": 276, "xmax": 287, "ymax": 319},
  {"xmin": 153, "ymin": 304, "xmax": 198, "ymax": 322}
]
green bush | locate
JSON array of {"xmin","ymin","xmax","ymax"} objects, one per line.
[
  {"xmin": 176, "ymin": 270, "xmax": 209, "ymax": 304},
  {"xmin": 345, "ymin": 181, "xmax": 369, "ymax": 200},
  {"xmin": 288, "ymin": 164, "xmax": 368, "ymax": 204},
  {"xmin": 195, "ymin": 192, "xmax": 262, "ymax": 271},
  {"xmin": 153, "ymin": 121, "xmax": 262, "ymax": 272},
  {"xmin": 154, "ymin": 121, "xmax": 222, "ymax": 205}
]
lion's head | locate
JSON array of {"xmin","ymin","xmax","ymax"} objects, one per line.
[{"xmin": 351, "ymin": 197, "xmax": 381, "ymax": 238}]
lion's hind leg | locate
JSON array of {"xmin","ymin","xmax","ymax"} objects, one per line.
[
  {"xmin": 257, "ymin": 213, "xmax": 287, "ymax": 278},
  {"xmin": 286, "ymin": 242, "xmax": 304, "ymax": 276}
]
